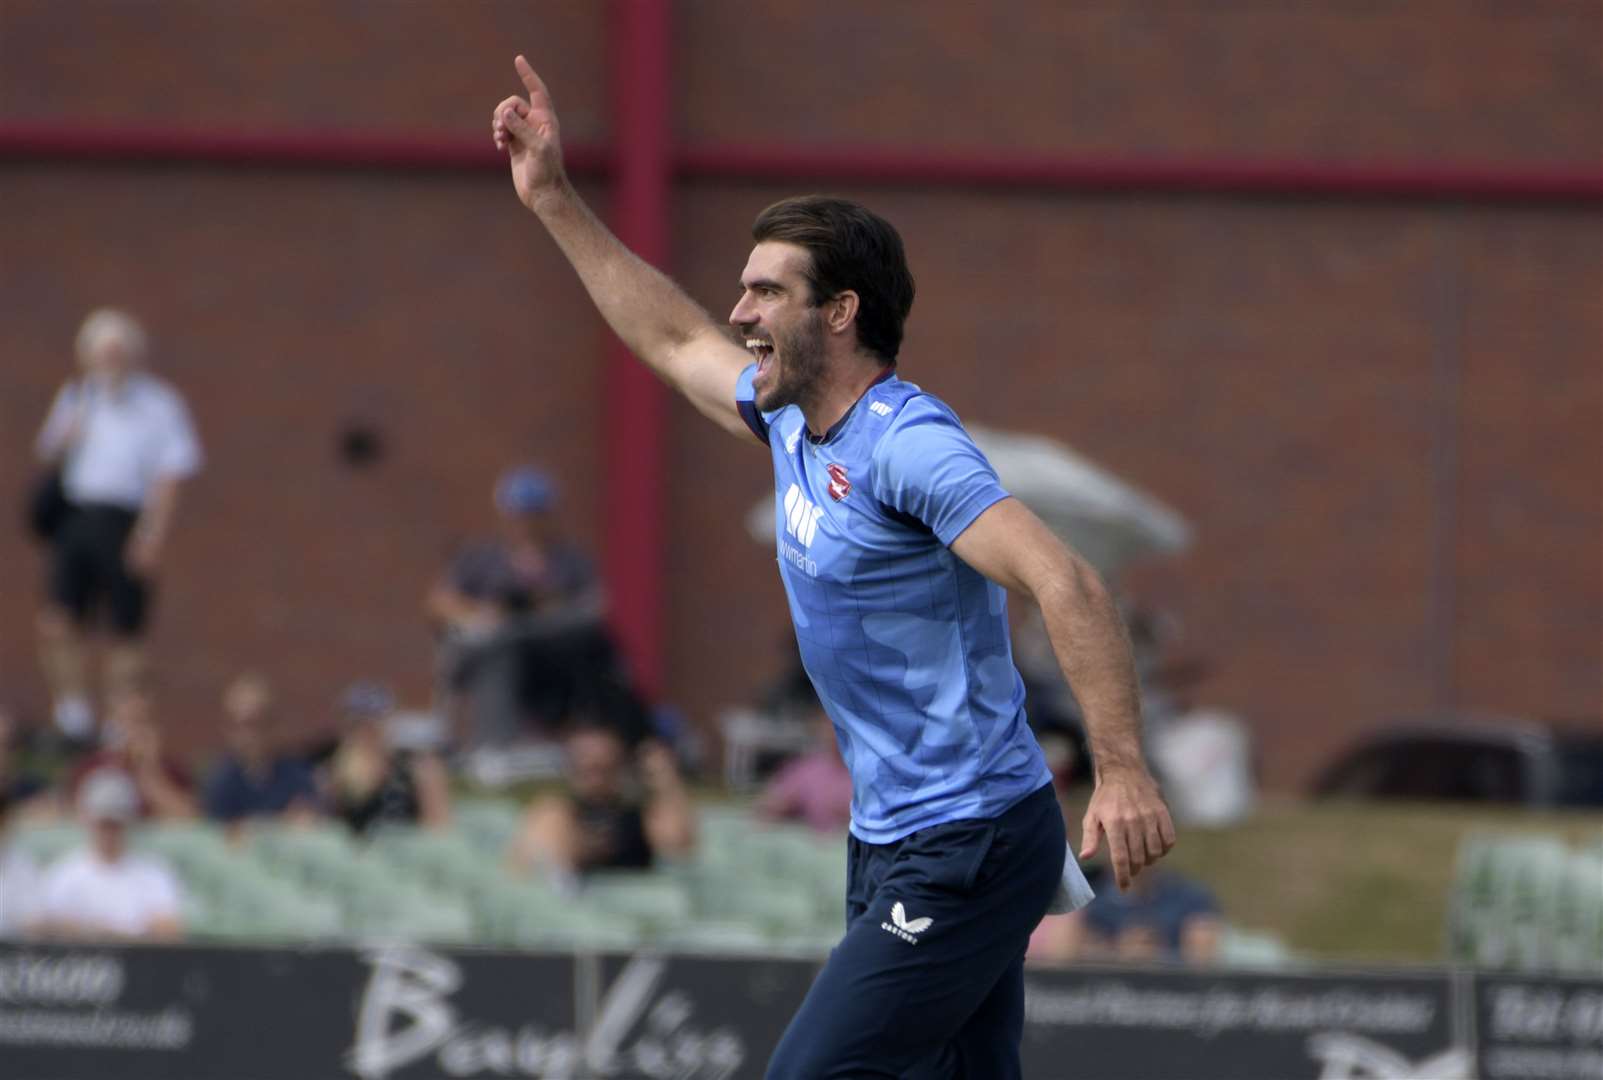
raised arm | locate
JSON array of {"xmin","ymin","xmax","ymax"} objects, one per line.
[
  {"xmin": 492, "ymin": 56, "xmax": 750, "ymax": 439},
  {"xmin": 950, "ymin": 497, "xmax": 1176, "ymax": 891}
]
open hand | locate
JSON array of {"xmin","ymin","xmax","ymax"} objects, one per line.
[
  {"xmin": 1080, "ymin": 767, "xmax": 1176, "ymax": 891},
  {"xmin": 491, "ymin": 55, "xmax": 566, "ymax": 210}
]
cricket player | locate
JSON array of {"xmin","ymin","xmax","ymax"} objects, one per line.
[{"xmin": 493, "ymin": 55, "xmax": 1176, "ymax": 1079}]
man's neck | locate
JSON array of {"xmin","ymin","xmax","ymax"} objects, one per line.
[{"xmin": 801, "ymin": 354, "xmax": 891, "ymax": 438}]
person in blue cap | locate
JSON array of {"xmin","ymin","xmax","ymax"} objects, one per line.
[{"xmin": 427, "ymin": 464, "xmax": 608, "ymax": 749}]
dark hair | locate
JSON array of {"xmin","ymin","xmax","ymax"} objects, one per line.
[{"xmin": 751, "ymin": 196, "xmax": 916, "ymax": 363}]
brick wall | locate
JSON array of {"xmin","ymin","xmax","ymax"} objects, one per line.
[{"xmin": 2, "ymin": 0, "xmax": 1598, "ymax": 788}]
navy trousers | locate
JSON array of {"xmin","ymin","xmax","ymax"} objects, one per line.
[{"xmin": 766, "ymin": 783, "xmax": 1066, "ymax": 1079}]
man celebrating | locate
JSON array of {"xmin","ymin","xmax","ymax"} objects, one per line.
[{"xmin": 493, "ymin": 56, "xmax": 1175, "ymax": 1078}]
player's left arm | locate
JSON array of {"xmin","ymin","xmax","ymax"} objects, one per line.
[{"xmin": 950, "ymin": 498, "xmax": 1176, "ymax": 890}]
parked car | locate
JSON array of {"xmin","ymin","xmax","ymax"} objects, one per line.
[{"xmin": 1312, "ymin": 715, "xmax": 1603, "ymax": 808}]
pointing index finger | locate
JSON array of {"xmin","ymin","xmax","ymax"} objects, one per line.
[{"xmin": 515, "ymin": 55, "xmax": 549, "ymax": 101}]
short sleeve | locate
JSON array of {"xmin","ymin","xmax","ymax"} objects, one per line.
[
  {"xmin": 871, "ymin": 398, "xmax": 1009, "ymax": 546},
  {"xmin": 733, "ymin": 363, "xmax": 774, "ymax": 447},
  {"xmin": 34, "ymin": 382, "xmax": 79, "ymax": 461},
  {"xmin": 140, "ymin": 862, "xmax": 183, "ymax": 921},
  {"xmin": 38, "ymin": 859, "xmax": 81, "ymax": 921},
  {"xmin": 156, "ymin": 390, "xmax": 202, "ymax": 478}
]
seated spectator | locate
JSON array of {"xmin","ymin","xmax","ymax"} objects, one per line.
[
  {"xmin": 0, "ymin": 789, "xmax": 42, "ymax": 938},
  {"xmin": 203, "ymin": 673, "xmax": 319, "ymax": 832},
  {"xmin": 755, "ymin": 692, "xmax": 852, "ymax": 834},
  {"xmin": 508, "ymin": 725, "xmax": 694, "ymax": 885},
  {"xmin": 69, "ymin": 685, "xmax": 195, "ymax": 820},
  {"xmin": 0, "ymin": 706, "xmax": 53, "ymax": 820},
  {"xmin": 429, "ymin": 464, "xmax": 621, "ymax": 748},
  {"xmin": 31, "ymin": 769, "xmax": 184, "ymax": 941},
  {"xmin": 1084, "ymin": 866, "xmax": 1222, "ymax": 963},
  {"xmin": 315, "ymin": 682, "xmax": 450, "ymax": 836},
  {"xmin": 1029, "ymin": 862, "xmax": 1222, "ymax": 966}
]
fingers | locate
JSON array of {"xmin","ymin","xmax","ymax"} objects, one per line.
[
  {"xmin": 491, "ymin": 96, "xmax": 531, "ymax": 150},
  {"xmin": 514, "ymin": 54, "xmax": 549, "ymax": 102},
  {"xmin": 1078, "ymin": 811, "xmax": 1100, "ymax": 861},
  {"xmin": 502, "ymin": 102, "xmax": 534, "ymax": 137},
  {"xmin": 1104, "ymin": 818, "xmax": 1133, "ymax": 891}
]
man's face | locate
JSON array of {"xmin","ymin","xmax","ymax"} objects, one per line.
[
  {"xmin": 83, "ymin": 338, "xmax": 136, "ymax": 381},
  {"xmin": 91, "ymin": 818, "xmax": 127, "ymax": 859},
  {"xmin": 730, "ymin": 241, "xmax": 828, "ymax": 413},
  {"xmin": 567, "ymin": 729, "xmax": 626, "ymax": 802},
  {"xmin": 223, "ymin": 679, "xmax": 272, "ymax": 754}
]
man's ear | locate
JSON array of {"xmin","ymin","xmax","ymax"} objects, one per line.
[{"xmin": 827, "ymin": 290, "xmax": 859, "ymax": 335}]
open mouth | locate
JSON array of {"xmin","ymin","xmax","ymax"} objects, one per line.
[{"xmin": 746, "ymin": 337, "xmax": 774, "ymax": 377}]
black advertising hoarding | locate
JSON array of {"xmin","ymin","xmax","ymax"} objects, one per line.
[
  {"xmin": 1476, "ymin": 974, "xmax": 1603, "ymax": 1080},
  {"xmin": 4, "ymin": 942, "xmax": 1603, "ymax": 1080},
  {"xmin": 0, "ymin": 944, "xmax": 577, "ymax": 1080},
  {"xmin": 589, "ymin": 953, "xmax": 820, "ymax": 1079},
  {"xmin": 1021, "ymin": 966, "xmax": 1469, "ymax": 1080}
]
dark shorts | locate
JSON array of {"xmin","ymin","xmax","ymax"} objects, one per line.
[
  {"xmin": 48, "ymin": 503, "xmax": 151, "ymax": 635},
  {"xmin": 766, "ymin": 782, "xmax": 1066, "ymax": 1080}
]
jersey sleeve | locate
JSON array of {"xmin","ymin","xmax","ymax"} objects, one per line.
[
  {"xmin": 155, "ymin": 390, "xmax": 203, "ymax": 478},
  {"xmin": 871, "ymin": 397, "xmax": 1010, "ymax": 546},
  {"xmin": 733, "ymin": 363, "xmax": 775, "ymax": 447}
]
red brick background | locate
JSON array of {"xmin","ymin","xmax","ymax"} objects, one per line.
[{"xmin": 2, "ymin": 1, "xmax": 1598, "ymax": 789}]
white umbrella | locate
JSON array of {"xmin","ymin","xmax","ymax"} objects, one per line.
[{"xmin": 745, "ymin": 424, "xmax": 1190, "ymax": 579}]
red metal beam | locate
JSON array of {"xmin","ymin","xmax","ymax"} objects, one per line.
[
  {"xmin": 604, "ymin": 0, "xmax": 673, "ymax": 697},
  {"xmin": 0, "ymin": 123, "xmax": 610, "ymax": 175},
  {"xmin": 678, "ymin": 144, "xmax": 1603, "ymax": 203},
  {"xmin": 3, "ymin": 122, "xmax": 1599, "ymax": 203}
]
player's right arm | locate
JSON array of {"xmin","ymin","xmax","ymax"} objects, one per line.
[{"xmin": 492, "ymin": 56, "xmax": 751, "ymax": 440}]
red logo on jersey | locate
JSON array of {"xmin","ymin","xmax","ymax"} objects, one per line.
[{"xmin": 827, "ymin": 463, "xmax": 851, "ymax": 501}]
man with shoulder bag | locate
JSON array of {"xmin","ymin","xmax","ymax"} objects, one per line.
[{"xmin": 31, "ymin": 309, "xmax": 202, "ymax": 743}]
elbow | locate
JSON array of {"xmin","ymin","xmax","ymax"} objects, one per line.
[{"xmin": 1031, "ymin": 549, "xmax": 1107, "ymax": 610}]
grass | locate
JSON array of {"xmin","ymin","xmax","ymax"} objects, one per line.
[{"xmin": 1155, "ymin": 797, "xmax": 1603, "ymax": 964}]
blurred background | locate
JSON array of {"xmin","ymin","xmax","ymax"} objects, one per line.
[{"xmin": 0, "ymin": 3, "xmax": 1598, "ymax": 1079}]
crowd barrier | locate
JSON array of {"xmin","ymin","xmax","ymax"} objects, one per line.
[{"xmin": 1, "ymin": 942, "xmax": 1599, "ymax": 1079}]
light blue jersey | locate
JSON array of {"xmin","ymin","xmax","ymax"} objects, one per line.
[{"xmin": 736, "ymin": 364, "xmax": 1052, "ymax": 843}]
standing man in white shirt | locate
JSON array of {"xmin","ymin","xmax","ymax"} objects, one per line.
[
  {"xmin": 33, "ymin": 309, "xmax": 203, "ymax": 741},
  {"xmin": 31, "ymin": 768, "xmax": 185, "ymax": 941}
]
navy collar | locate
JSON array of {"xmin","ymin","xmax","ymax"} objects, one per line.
[{"xmin": 807, "ymin": 366, "xmax": 897, "ymax": 445}]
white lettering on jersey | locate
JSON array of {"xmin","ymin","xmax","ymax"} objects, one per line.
[
  {"xmin": 782, "ymin": 483, "xmax": 824, "ymax": 547},
  {"xmin": 869, "ymin": 401, "xmax": 893, "ymax": 417}
]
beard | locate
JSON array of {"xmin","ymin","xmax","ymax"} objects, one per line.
[{"xmin": 753, "ymin": 311, "xmax": 827, "ymax": 413}]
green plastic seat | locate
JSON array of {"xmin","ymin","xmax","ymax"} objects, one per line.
[{"xmin": 582, "ymin": 872, "xmax": 694, "ymax": 926}]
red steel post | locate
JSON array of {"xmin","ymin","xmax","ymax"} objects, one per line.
[{"xmin": 603, "ymin": 0, "xmax": 674, "ymax": 695}]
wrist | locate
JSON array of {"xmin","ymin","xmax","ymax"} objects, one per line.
[
  {"xmin": 1093, "ymin": 759, "xmax": 1153, "ymax": 785},
  {"xmin": 527, "ymin": 173, "xmax": 573, "ymax": 217}
]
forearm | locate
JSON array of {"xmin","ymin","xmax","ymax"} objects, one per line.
[
  {"xmin": 140, "ymin": 773, "xmax": 198, "ymax": 819},
  {"xmin": 1034, "ymin": 559, "xmax": 1148, "ymax": 780},
  {"xmin": 529, "ymin": 179, "xmax": 722, "ymax": 380},
  {"xmin": 136, "ymin": 477, "xmax": 181, "ymax": 547}
]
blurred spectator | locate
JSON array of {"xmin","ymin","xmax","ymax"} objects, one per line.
[
  {"xmin": 429, "ymin": 464, "xmax": 627, "ymax": 749},
  {"xmin": 0, "ymin": 706, "xmax": 52, "ymax": 819},
  {"xmin": 508, "ymin": 726, "xmax": 694, "ymax": 884},
  {"xmin": 31, "ymin": 769, "xmax": 184, "ymax": 941},
  {"xmin": 69, "ymin": 685, "xmax": 196, "ymax": 821},
  {"xmin": 203, "ymin": 674, "xmax": 319, "ymax": 831},
  {"xmin": 0, "ymin": 789, "xmax": 42, "ymax": 938},
  {"xmin": 755, "ymin": 691, "xmax": 852, "ymax": 833},
  {"xmin": 314, "ymin": 682, "xmax": 451, "ymax": 835},
  {"xmin": 427, "ymin": 464, "xmax": 600, "ymax": 626},
  {"xmin": 1029, "ymin": 863, "xmax": 1222, "ymax": 966},
  {"xmin": 31, "ymin": 308, "xmax": 202, "ymax": 743}
]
